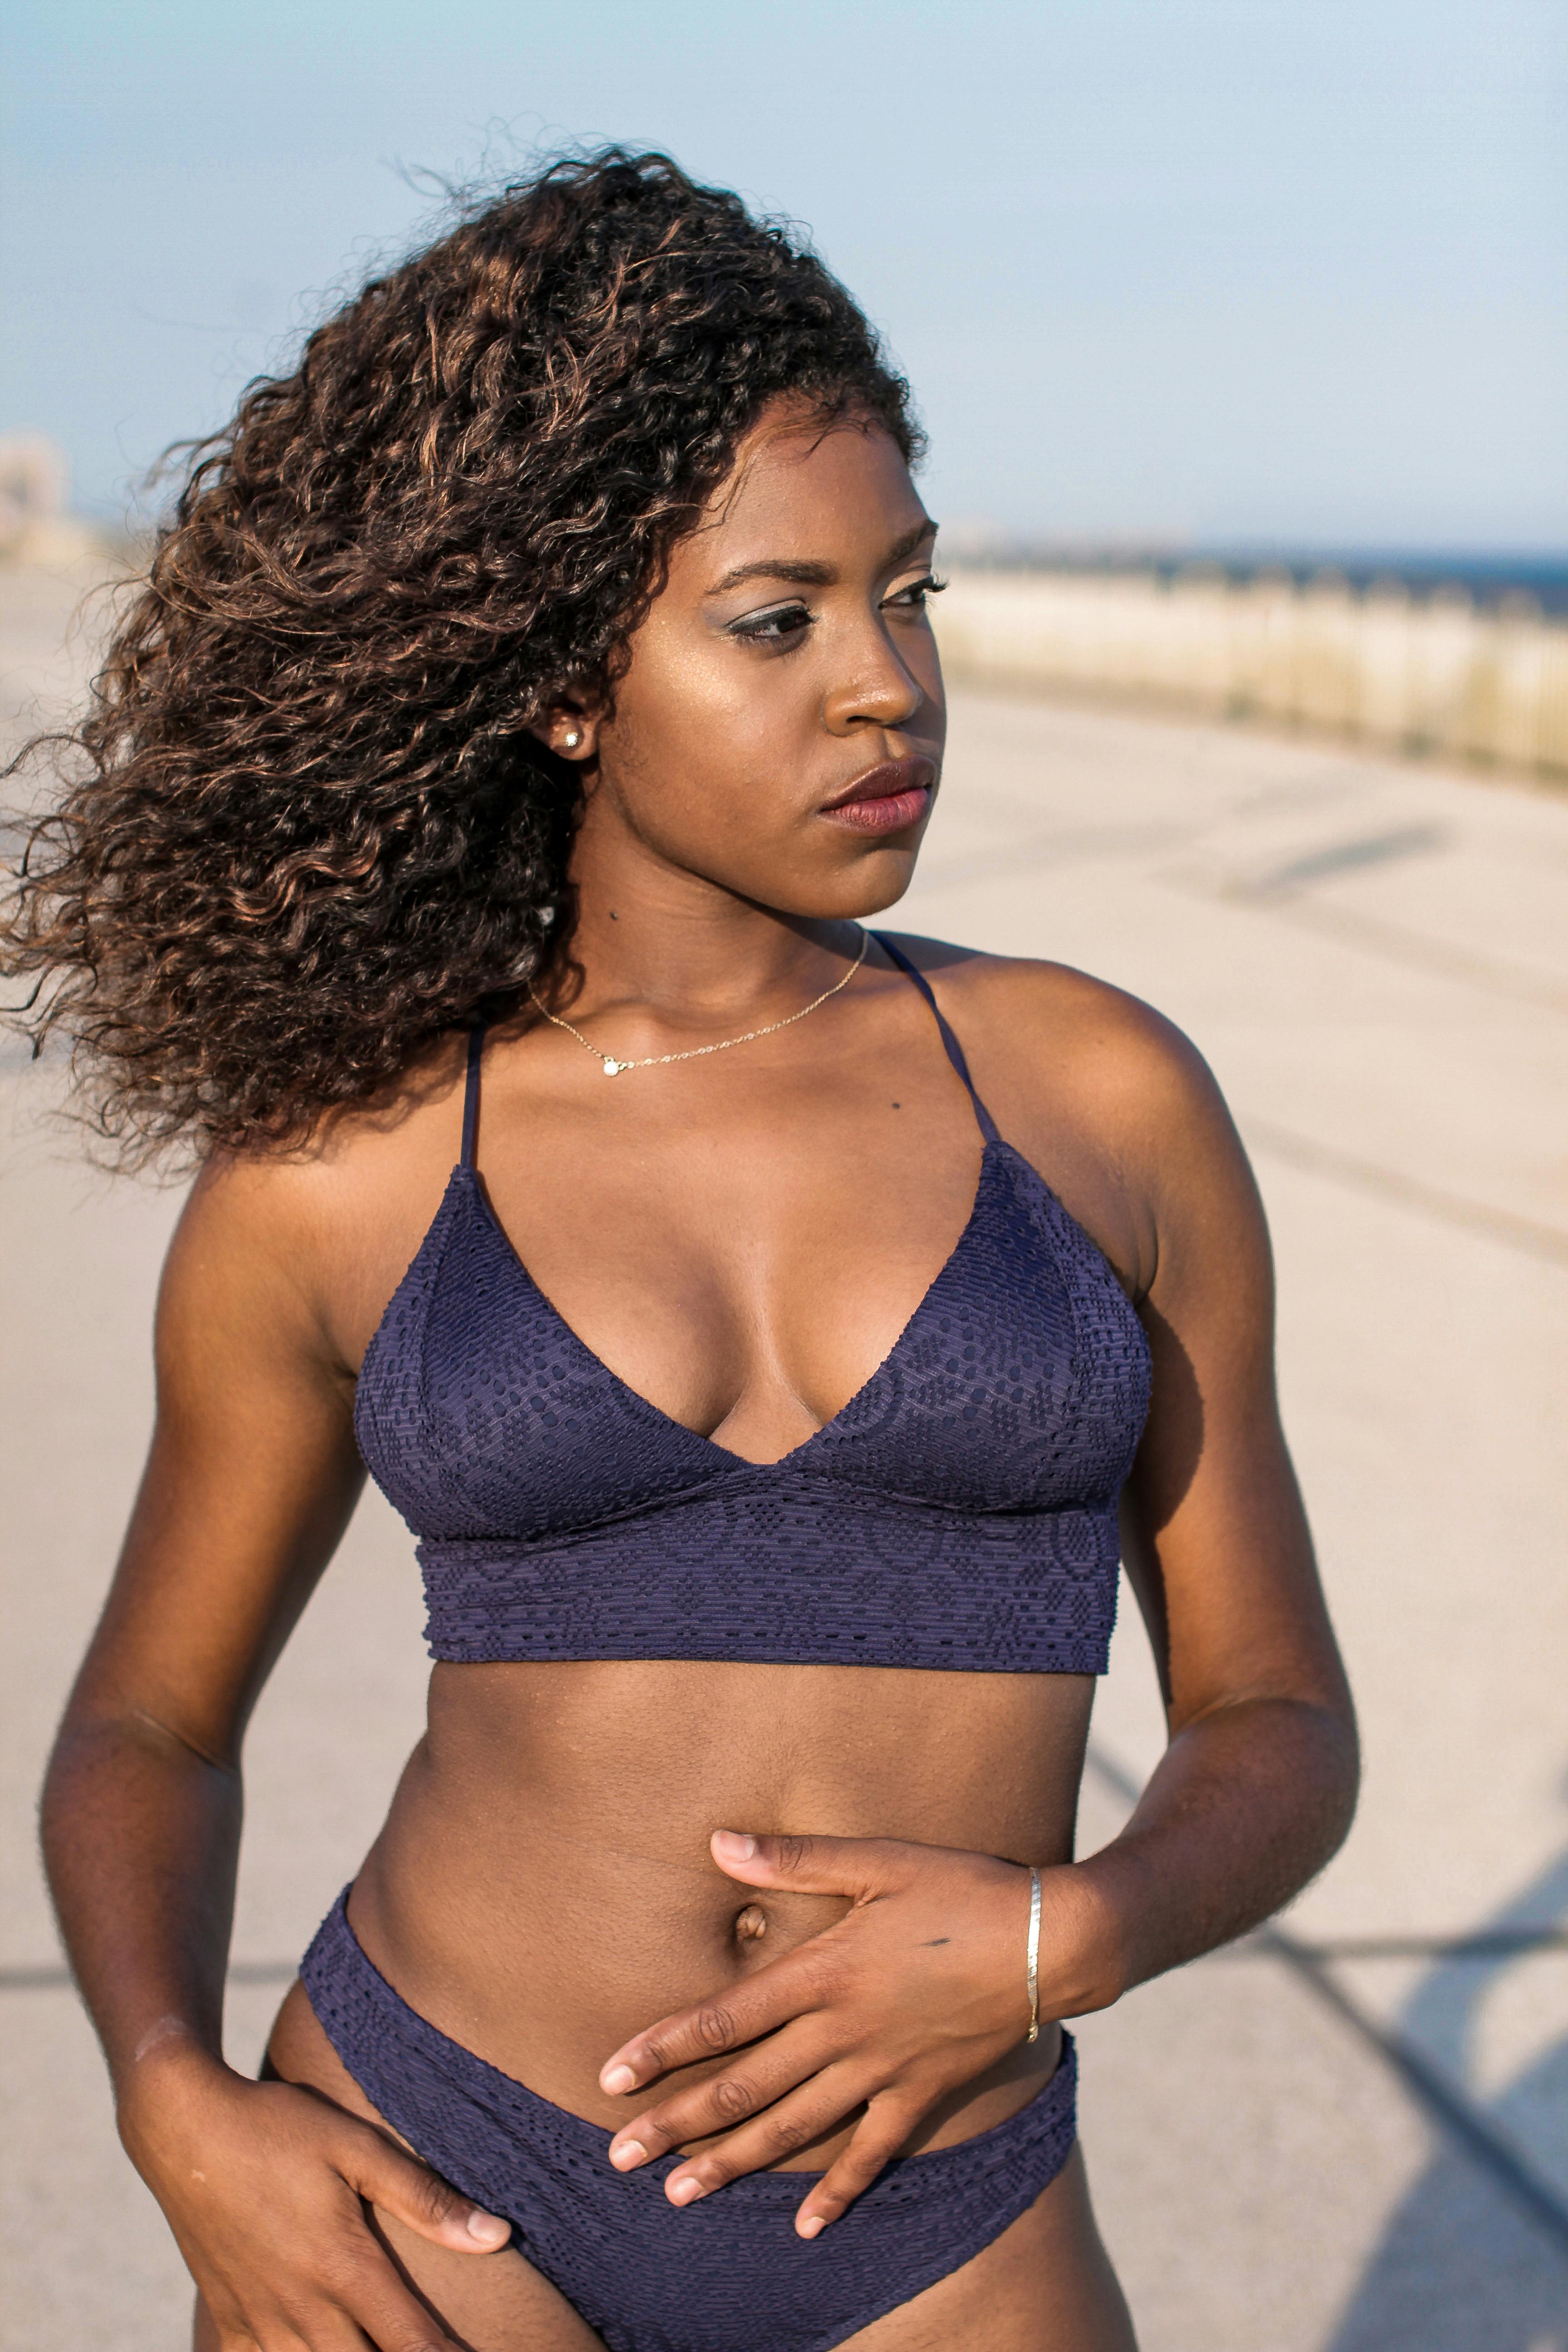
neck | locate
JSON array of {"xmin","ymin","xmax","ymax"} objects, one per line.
[{"xmin": 557, "ymin": 815, "xmax": 862, "ymax": 1025}]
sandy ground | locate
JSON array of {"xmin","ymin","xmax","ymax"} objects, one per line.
[{"xmin": 3, "ymin": 561, "xmax": 1566, "ymax": 2350}]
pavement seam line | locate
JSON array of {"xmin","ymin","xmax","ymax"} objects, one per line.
[
  {"xmin": 916, "ymin": 801, "xmax": 1568, "ymax": 1016},
  {"xmin": 1084, "ymin": 1743, "xmax": 1568, "ymax": 2259},
  {"xmin": 0, "ymin": 1960, "xmax": 299, "ymax": 1991},
  {"xmin": 1260, "ymin": 1929, "xmax": 1568, "ymax": 2260},
  {"xmin": 1240, "ymin": 1119, "xmax": 1568, "ymax": 1269},
  {"xmin": 1230, "ymin": 887, "xmax": 1568, "ymax": 1018},
  {"xmin": 1250, "ymin": 1929, "xmax": 1568, "ymax": 1961}
]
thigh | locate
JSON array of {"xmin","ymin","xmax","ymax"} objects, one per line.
[
  {"xmin": 843, "ymin": 2146, "xmax": 1138, "ymax": 2352},
  {"xmin": 191, "ymin": 1979, "xmax": 605, "ymax": 2352}
]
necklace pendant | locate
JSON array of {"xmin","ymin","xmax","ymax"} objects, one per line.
[{"xmin": 602, "ymin": 1058, "xmax": 623, "ymax": 1077}]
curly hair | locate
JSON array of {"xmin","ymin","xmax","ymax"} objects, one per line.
[{"xmin": 2, "ymin": 148, "xmax": 921, "ymax": 1165}]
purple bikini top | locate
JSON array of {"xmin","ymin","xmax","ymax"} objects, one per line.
[{"xmin": 354, "ymin": 938, "xmax": 1152, "ymax": 1675}]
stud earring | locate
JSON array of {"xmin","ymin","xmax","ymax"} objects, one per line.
[{"xmin": 562, "ymin": 728, "xmax": 582, "ymax": 751}]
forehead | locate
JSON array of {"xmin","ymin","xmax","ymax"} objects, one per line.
[{"xmin": 682, "ymin": 412, "xmax": 930, "ymax": 572}]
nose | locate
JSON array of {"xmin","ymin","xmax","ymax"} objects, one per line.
[{"xmin": 822, "ymin": 614, "xmax": 929, "ymax": 737}]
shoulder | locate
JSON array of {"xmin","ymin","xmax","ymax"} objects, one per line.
[
  {"xmin": 879, "ymin": 930, "xmax": 1222, "ymax": 1147},
  {"xmin": 877, "ymin": 931, "xmax": 1261, "ymax": 1300},
  {"xmin": 161, "ymin": 1029, "xmax": 473, "ymax": 1375}
]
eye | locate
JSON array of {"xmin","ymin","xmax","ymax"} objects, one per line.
[
  {"xmin": 728, "ymin": 600, "xmax": 816, "ymax": 647},
  {"xmin": 885, "ymin": 572, "xmax": 947, "ymax": 612}
]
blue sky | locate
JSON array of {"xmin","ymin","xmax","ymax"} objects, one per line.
[{"xmin": 3, "ymin": 0, "xmax": 1564, "ymax": 547}]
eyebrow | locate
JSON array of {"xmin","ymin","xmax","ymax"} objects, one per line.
[{"xmin": 705, "ymin": 519, "xmax": 938, "ymax": 598}]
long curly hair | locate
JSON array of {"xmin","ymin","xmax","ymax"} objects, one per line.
[{"xmin": 2, "ymin": 148, "xmax": 920, "ymax": 1166}]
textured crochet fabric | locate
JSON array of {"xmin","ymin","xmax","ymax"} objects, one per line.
[
  {"xmin": 301, "ymin": 1889, "xmax": 1079, "ymax": 2352},
  {"xmin": 353, "ymin": 936, "xmax": 1152, "ymax": 1671}
]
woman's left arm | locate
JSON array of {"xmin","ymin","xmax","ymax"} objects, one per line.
[
  {"xmin": 598, "ymin": 1021, "xmax": 1358, "ymax": 2233},
  {"xmin": 1068, "ymin": 1009, "xmax": 1360, "ymax": 1985}
]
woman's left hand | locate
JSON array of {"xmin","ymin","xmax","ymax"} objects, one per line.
[{"xmin": 596, "ymin": 1829, "xmax": 1110, "ymax": 2237}]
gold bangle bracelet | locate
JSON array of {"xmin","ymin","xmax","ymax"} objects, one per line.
[{"xmin": 1026, "ymin": 1866, "xmax": 1041, "ymax": 2043}]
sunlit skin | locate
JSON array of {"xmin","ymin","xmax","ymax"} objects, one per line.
[{"xmin": 42, "ymin": 402, "xmax": 1357, "ymax": 2352}]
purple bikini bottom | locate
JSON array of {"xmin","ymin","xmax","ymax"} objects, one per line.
[{"xmin": 300, "ymin": 1890, "xmax": 1078, "ymax": 2352}]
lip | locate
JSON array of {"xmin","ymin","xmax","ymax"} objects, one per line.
[{"xmin": 819, "ymin": 757, "xmax": 936, "ymax": 835}]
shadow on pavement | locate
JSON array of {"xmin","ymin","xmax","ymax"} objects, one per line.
[{"xmin": 1327, "ymin": 1838, "xmax": 1568, "ymax": 2352}]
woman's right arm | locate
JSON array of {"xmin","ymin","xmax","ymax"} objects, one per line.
[{"xmin": 41, "ymin": 1158, "xmax": 510, "ymax": 2352}]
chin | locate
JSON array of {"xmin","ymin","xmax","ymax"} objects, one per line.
[{"xmin": 781, "ymin": 853, "xmax": 922, "ymax": 924}]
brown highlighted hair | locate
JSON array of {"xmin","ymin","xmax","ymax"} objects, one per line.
[{"xmin": 2, "ymin": 148, "xmax": 919, "ymax": 1164}]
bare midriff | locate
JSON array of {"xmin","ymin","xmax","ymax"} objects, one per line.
[{"xmin": 340, "ymin": 1657, "xmax": 1094, "ymax": 2170}]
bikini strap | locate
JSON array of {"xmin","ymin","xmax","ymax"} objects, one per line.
[
  {"xmin": 871, "ymin": 934, "xmax": 1000, "ymax": 1146},
  {"xmin": 460, "ymin": 1023, "xmax": 486, "ymax": 1167}
]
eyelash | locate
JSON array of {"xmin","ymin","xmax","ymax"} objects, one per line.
[{"xmin": 730, "ymin": 573, "xmax": 948, "ymax": 647}]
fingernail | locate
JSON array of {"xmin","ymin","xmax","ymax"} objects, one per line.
[
  {"xmin": 601, "ymin": 2064, "xmax": 637, "ymax": 2095},
  {"xmin": 713, "ymin": 1830, "xmax": 756, "ymax": 1862},
  {"xmin": 668, "ymin": 2175, "xmax": 702, "ymax": 2205},
  {"xmin": 466, "ymin": 2210, "xmax": 509, "ymax": 2245},
  {"xmin": 798, "ymin": 2214, "xmax": 825, "ymax": 2240},
  {"xmin": 609, "ymin": 2139, "xmax": 647, "ymax": 2171}
]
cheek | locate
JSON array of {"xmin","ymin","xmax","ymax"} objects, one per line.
[
  {"xmin": 636, "ymin": 630, "xmax": 813, "ymax": 753},
  {"xmin": 607, "ymin": 646, "xmax": 818, "ymax": 851}
]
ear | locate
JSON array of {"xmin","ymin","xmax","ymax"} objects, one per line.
[{"xmin": 539, "ymin": 702, "xmax": 598, "ymax": 762}]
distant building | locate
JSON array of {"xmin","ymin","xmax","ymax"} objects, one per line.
[{"xmin": 0, "ymin": 436, "xmax": 106, "ymax": 565}]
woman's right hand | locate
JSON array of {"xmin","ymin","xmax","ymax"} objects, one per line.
[{"xmin": 120, "ymin": 2040, "xmax": 510, "ymax": 2351}]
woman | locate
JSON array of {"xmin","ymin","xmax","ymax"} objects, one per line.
[{"xmin": 9, "ymin": 152, "xmax": 1357, "ymax": 2351}]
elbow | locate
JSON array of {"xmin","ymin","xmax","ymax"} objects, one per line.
[
  {"xmin": 1255, "ymin": 1689, "xmax": 1361, "ymax": 1877},
  {"xmin": 1180, "ymin": 1684, "xmax": 1362, "ymax": 1869},
  {"xmin": 1317, "ymin": 1695, "xmax": 1361, "ymax": 1863},
  {"xmin": 39, "ymin": 1705, "xmax": 240, "ymax": 1876}
]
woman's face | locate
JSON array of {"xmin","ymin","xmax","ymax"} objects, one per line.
[{"xmin": 559, "ymin": 402, "xmax": 946, "ymax": 921}]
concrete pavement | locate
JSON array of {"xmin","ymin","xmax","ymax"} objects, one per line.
[{"xmin": 3, "ymin": 564, "xmax": 1566, "ymax": 2348}]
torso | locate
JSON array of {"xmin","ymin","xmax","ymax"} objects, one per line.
[{"xmin": 268, "ymin": 941, "xmax": 1160, "ymax": 2167}]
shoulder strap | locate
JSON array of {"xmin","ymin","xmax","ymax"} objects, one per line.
[
  {"xmin": 460, "ymin": 1024, "xmax": 486, "ymax": 1167},
  {"xmin": 872, "ymin": 934, "xmax": 1000, "ymax": 1146}
]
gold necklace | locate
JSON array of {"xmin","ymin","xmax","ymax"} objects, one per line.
[{"xmin": 529, "ymin": 927, "xmax": 869, "ymax": 1078}]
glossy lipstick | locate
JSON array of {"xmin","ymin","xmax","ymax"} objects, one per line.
[{"xmin": 819, "ymin": 757, "xmax": 935, "ymax": 834}]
